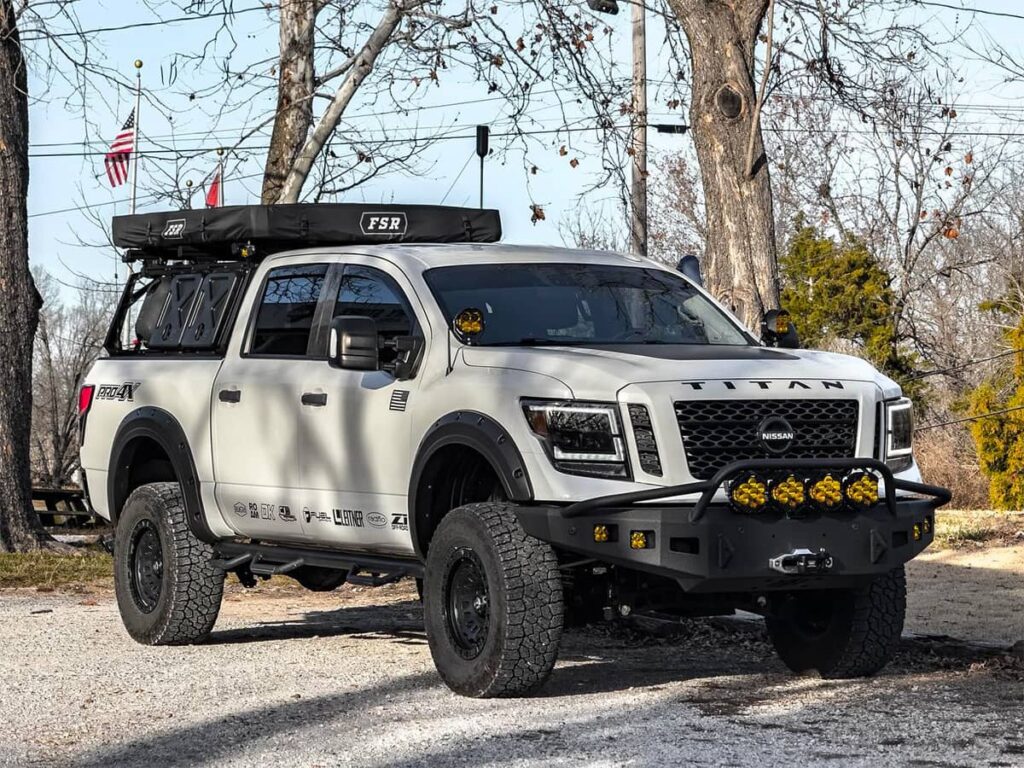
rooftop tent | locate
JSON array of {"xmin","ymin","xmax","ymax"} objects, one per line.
[{"xmin": 112, "ymin": 203, "xmax": 502, "ymax": 261}]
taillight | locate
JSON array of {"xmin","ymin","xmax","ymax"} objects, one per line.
[{"xmin": 78, "ymin": 385, "xmax": 95, "ymax": 417}]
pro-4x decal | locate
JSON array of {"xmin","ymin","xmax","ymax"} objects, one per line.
[{"xmin": 96, "ymin": 382, "xmax": 141, "ymax": 402}]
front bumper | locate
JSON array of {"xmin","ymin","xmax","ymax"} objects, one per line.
[{"xmin": 516, "ymin": 458, "xmax": 951, "ymax": 593}]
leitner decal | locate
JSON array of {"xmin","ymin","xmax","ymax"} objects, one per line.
[
  {"xmin": 96, "ymin": 382, "xmax": 141, "ymax": 402},
  {"xmin": 333, "ymin": 508, "xmax": 364, "ymax": 528},
  {"xmin": 360, "ymin": 212, "xmax": 408, "ymax": 236}
]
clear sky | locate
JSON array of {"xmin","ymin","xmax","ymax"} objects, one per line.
[{"xmin": 22, "ymin": 0, "xmax": 1024, "ymax": 293}]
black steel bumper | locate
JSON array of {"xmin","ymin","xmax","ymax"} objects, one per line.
[{"xmin": 515, "ymin": 458, "xmax": 951, "ymax": 593}]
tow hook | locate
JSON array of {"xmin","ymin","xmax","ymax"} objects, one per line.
[{"xmin": 768, "ymin": 548, "xmax": 834, "ymax": 575}]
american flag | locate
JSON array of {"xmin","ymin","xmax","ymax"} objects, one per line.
[{"xmin": 104, "ymin": 110, "xmax": 136, "ymax": 187}]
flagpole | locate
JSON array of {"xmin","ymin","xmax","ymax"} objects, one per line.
[
  {"xmin": 217, "ymin": 147, "xmax": 224, "ymax": 206},
  {"xmin": 129, "ymin": 59, "xmax": 143, "ymax": 215}
]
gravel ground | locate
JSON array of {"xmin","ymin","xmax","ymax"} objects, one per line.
[{"xmin": 0, "ymin": 553, "xmax": 1022, "ymax": 768}]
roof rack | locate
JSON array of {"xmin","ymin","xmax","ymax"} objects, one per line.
[{"xmin": 112, "ymin": 203, "xmax": 502, "ymax": 262}]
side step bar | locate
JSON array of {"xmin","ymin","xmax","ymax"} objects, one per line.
[{"xmin": 210, "ymin": 540, "xmax": 424, "ymax": 582}]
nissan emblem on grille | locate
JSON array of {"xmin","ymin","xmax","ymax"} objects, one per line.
[
  {"xmin": 675, "ymin": 398, "xmax": 860, "ymax": 479},
  {"xmin": 758, "ymin": 416, "xmax": 795, "ymax": 454}
]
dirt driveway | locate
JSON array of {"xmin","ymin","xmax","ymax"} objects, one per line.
[{"xmin": 0, "ymin": 546, "xmax": 1021, "ymax": 768}]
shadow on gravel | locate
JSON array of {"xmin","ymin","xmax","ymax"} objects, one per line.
[
  {"xmin": 206, "ymin": 599, "xmax": 427, "ymax": 646},
  {"xmin": 72, "ymin": 669, "xmax": 440, "ymax": 768}
]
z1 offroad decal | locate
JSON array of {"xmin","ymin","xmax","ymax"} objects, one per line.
[
  {"xmin": 391, "ymin": 514, "xmax": 409, "ymax": 532},
  {"xmin": 95, "ymin": 382, "xmax": 141, "ymax": 402}
]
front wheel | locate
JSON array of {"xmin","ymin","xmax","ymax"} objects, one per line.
[
  {"xmin": 766, "ymin": 566, "xmax": 906, "ymax": 679},
  {"xmin": 114, "ymin": 482, "xmax": 224, "ymax": 645},
  {"xmin": 423, "ymin": 503, "xmax": 564, "ymax": 697}
]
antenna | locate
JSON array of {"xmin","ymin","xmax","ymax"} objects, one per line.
[{"xmin": 476, "ymin": 125, "xmax": 489, "ymax": 209}]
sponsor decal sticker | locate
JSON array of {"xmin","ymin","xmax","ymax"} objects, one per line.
[
  {"xmin": 233, "ymin": 502, "xmax": 248, "ymax": 518},
  {"xmin": 95, "ymin": 382, "xmax": 141, "ymax": 402},
  {"xmin": 333, "ymin": 508, "xmax": 364, "ymax": 528},
  {"xmin": 391, "ymin": 513, "xmax": 409, "ymax": 532},
  {"xmin": 304, "ymin": 507, "xmax": 331, "ymax": 524},
  {"xmin": 366, "ymin": 511, "xmax": 388, "ymax": 529},
  {"xmin": 162, "ymin": 219, "xmax": 187, "ymax": 238},
  {"xmin": 360, "ymin": 211, "xmax": 407, "ymax": 236},
  {"xmin": 389, "ymin": 390, "xmax": 410, "ymax": 412},
  {"xmin": 279, "ymin": 505, "xmax": 297, "ymax": 523}
]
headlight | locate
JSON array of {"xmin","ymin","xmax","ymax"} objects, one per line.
[
  {"xmin": 522, "ymin": 399, "xmax": 629, "ymax": 479},
  {"xmin": 885, "ymin": 397, "xmax": 914, "ymax": 472}
]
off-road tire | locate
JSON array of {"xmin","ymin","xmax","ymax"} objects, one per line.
[
  {"xmin": 424, "ymin": 502, "xmax": 563, "ymax": 697},
  {"xmin": 292, "ymin": 566, "xmax": 348, "ymax": 592},
  {"xmin": 766, "ymin": 566, "xmax": 906, "ymax": 679},
  {"xmin": 114, "ymin": 482, "xmax": 224, "ymax": 645}
]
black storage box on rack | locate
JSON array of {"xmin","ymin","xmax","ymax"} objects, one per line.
[{"xmin": 112, "ymin": 203, "xmax": 502, "ymax": 261}]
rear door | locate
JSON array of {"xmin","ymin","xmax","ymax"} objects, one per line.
[{"xmin": 211, "ymin": 262, "xmax": 334, "ymax": 542}]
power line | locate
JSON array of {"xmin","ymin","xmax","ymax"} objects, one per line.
[
  {"xmin": 910, "ymin": 348, "xmax": 1021, "ymax": 380},
  {"xmin": 913, "ymin": 1, "xmax": 1024, "ymax": 22},
  {"xmin": 19, "ymin": 5, "xmax": 272, "ymax": 41},
  {"xmin": 916, "ymin": 403, "xmax": 1024, "ymax": 432}
]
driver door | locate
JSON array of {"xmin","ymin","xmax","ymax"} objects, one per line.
[{"xmin": 298, "ymin": 261, "xmax": 425, "ymax": 554}]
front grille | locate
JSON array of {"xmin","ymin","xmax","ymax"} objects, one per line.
[{"xmin": 675, "ymin": 399, "xmax": 860, "ymax": 479}]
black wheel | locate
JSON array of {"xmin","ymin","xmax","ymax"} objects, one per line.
[
  {"xmin": 424, "ymin": 502, "xmax": 563, "ymax": 697},
  {"xmin": 766, "ymin": 566, "xmax": 906, "ymax": 679},
  {"xmin": 291, "ymin": 566, "xmax": 347, "ymax": 592},
  {"xmin": 114, "ymin": 482, "xmax": 224, "ymax": 645}
]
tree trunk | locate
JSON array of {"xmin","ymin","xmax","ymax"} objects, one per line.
[
  {"xmin": 276, "ymin": 1, "xmax": 405, "ymax": 204},
  {"xmin": 0, "ymin": 0, "xmax": 45, "ymax": 552},
  {"xmin": 262, "ymin": 0, "xmax": 317, "ymax": 204},
  {"xmin": 669, "ymin": 0, "xmax": 779, "ymax": 331}
]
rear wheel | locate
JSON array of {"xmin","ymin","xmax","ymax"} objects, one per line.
[
  {"xmin": 424, "ymin": 502, "xmax": 563, "ymax": 697},
  {"xmin": 766, "ymin": 566, "xmax": 906, "ymax": 678},
  {"xmin": 114, "ymin": 482, "xmax": 224, "ymax": 645}
]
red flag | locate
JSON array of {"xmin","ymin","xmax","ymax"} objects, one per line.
[{"xmin": 205, "ymin": 165, "xmax": 223, "ymax": 207}]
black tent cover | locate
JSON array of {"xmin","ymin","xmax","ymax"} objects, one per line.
[{"xmin": 113, "ymin": 203, "xmax": 501, "ymax": 259}]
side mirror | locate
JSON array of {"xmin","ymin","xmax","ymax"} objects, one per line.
[
  {"xmin": 761, "ymin": 309, "xmax": 800, "ymax": 349},
  {"xmin": 328, "ymin": 315, "xmax": 380, "ymax": 371},
  {"xmin": 677, "ymin": 254, "xmax": 703, "ymax": 287}
]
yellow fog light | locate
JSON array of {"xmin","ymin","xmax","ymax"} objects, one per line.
[
  {"xmin": 769, "ymin": 475, "xmax": 806, "ymax": 511},
  {"xmin": 912, "ymin": 523, "xmax": 922, "ymax": 541},
  {"xmin": 808, "ymin": 474, "xmax": 843, "ymax": 510},
  {"xmin": 630, "ymin": 530, "xmax": 653, "ymax": 549},
  {"xmin": 729, "ymin": 474, "xmax": 768, "ymax": 513},
  {"xmin": 593, "ymin": 524, "xmax": 610, "ymax": 543},
  {"xmin": 922, "ymin": 516, "xmax": 932, "ymax": 534},
  {"xmin": 843, "ymin": 472, "xmax": 880, "ymax": 509}
]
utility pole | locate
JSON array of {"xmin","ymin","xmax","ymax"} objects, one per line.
[
  {"xmin": 588, "ymin": 0, "xmax": 648, "ymax": 257},
  {"xmin": 630, "ymin": 0, "xmax": 647, "ymax": 258}
]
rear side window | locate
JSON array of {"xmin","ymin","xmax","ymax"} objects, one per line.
[{"xmin": 250, "ymin": 265, "xmax": 328, "ymax": 356}]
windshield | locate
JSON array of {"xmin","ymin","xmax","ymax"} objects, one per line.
[{"xmin": 424, "ymin": 263, "xmax": 751, "ymax": 347}]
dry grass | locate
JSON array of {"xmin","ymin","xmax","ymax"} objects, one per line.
[
  {"xmin": 0, "ymin": 551, "xmax": 112, "ymax": 589},
  {"xmin": 933, "ymin": 509, "xmax": 1024, "ymax": 550},
  {"xmin": 914, "ymin": 426, "xmax": 991, "ymax": 510}
]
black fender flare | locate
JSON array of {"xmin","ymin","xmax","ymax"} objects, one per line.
[
  {"xmin": 107, "ymin": 407, "xmax": 218, "ymax": 543},
  {"xmin": 408, "ymin": 411, "xmax": 533, "ymax": 557}
]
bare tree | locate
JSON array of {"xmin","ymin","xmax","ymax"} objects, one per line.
[{"xmin": 31, "ymin": 272, "xmax": 110, "ymax": 490}]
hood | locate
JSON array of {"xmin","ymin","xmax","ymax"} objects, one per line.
[{"xmin": 461, "ymin": 344, "xmax": 900, "ymax": 400}]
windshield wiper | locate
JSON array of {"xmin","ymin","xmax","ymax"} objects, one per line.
[{"xmin": 487, "ymin": 338, "xmax": 588, "ymax": 347}]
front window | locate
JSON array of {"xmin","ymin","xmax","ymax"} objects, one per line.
[{"xmin": 424, "ymin": 263, "xmax": 750, "ymax": 346}]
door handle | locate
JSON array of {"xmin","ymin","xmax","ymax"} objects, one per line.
[
  {"xmin": 218, "ymin": 389, "xmax": 241, "ymax": 404},
  {"xmin": 301, "ymin": 392, "xmax": 328, "ymax": 407}
]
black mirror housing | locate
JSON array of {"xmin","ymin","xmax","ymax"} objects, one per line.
[
  {"xmin": 328, "ymin": 315, "xmax": 380, "ymax": 371},
  {"xmin": 761, "ymin": 309, "xmax": 800, "ymax": 349}
]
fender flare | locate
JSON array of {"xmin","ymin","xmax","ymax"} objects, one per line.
[
  {"xmin": 408, "ymin": 411, "xmax": 533, "ymax": 557},
  {"xmin": 107, "ymin": 407, "xmax": 218, "ymax": 543}
]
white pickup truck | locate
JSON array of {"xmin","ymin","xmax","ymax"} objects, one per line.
[{"xmin": 79, "ymin": 203, "xmax": 949, "ymax": 697}]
